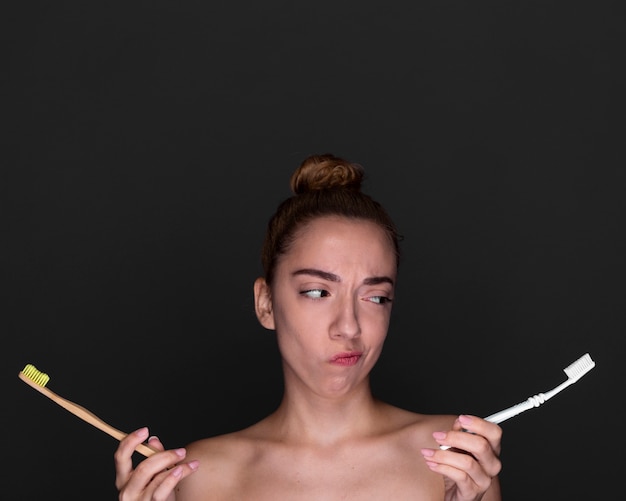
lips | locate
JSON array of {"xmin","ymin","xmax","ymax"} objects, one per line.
[{"xmin": 329, "ymin": 351, "xmax": 363, "ymax": 366}]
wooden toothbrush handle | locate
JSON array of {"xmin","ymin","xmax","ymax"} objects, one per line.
[{"xmin": 19, "ymin": 372, "xmax": 157, "ymax": 457}]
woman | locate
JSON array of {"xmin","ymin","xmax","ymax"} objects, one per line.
[{"xmin": 115, "ymin": 153, "xmax": 502, "ymax": 500}]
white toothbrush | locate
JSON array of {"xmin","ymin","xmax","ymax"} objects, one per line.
[{"xmin": 440, "ymin": 352, "xmax": 595, "ymax": 449}]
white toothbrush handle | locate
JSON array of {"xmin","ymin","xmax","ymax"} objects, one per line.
[
  {"xmin": 484, "ymin": 398, "xmax": 538, "ymax": 424},
  {"xmin": 485, "ymin": 378, "xmax": 576, "ymax": 424},
  {"xmin": 441, "ymin": 398, "xmax": 538, "ymax": 448}
]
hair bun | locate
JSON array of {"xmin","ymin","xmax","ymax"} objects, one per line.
[{"xmin": 290, "ymin": 153, "xmax": 364, "ymax": 195}]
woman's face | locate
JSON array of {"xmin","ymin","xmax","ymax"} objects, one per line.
[{"xmin": 262, "ymin": 215, "xmax": 397, "ymax": 397}]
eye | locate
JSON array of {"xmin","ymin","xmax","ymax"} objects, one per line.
[
  {"xmin": 365, "ymin": 295, "xmax": 393, "ymax": 305},
  {"xmin": 301, "ymin": 289, "xmax": 331, "ymax": 299}
]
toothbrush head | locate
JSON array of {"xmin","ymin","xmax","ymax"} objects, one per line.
[
  {"xmin": 20, "ymin": 363, "xmax": 51, "ymax": 387},
  {"xmin": 563, "ymin": 353, "xmax": 595, "ymax": 382}
]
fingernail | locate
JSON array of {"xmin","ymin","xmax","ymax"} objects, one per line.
[
  {"xmin": 136, "ymin": 427, "xmax": 149, "ymax": 439},
  {"xmin": 459, "ymin": 414, "xmax": 473, "ymax": 426},
  {"xmin": 421, "ymin": 448, "xmax": 434, "ymax": 457},
  {"xmin": 189, "ymin": 460, "xmax": 200, "ymax": 471},
  {"xmin": 171, "ymin": 466, "xmax": 183, "ymax": 478},
  {"xmin": 174, "ymin": 448, "xmax": 186, "ymax": 458},
  {"xmin": 433, "ymin": 431, "xmax": 447, "ymax": 440}
]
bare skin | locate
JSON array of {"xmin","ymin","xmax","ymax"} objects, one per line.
[{"xmin": 115, "ymin": 217, "xmax": 502, "ymax": 500}]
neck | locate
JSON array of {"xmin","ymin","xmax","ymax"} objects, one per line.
[{"xmin": 269, "ymin": 379, "xmax": 383, "ymax": 446}]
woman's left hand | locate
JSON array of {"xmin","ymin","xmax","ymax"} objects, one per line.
[{"xmin": 421, "ymin": 414, "xmax": 502, "ymax": 501}]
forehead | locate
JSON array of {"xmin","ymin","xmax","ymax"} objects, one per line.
[{"xmin": 282, "ymin": 216, "xmax": 397, "ymax": 276}]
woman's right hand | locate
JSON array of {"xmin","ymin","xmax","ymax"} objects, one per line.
[{"xmin": 115, "ymin": 427, "xmax": 199, "ymax": 501}]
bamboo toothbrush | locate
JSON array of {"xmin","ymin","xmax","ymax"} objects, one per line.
[
  {"xmin": 18, "ymin": 363, "xmax": 157, "ymax": 457},
  {"xmin": 440, "ymin": 352, "xmax": 596, "ymax": 449}
]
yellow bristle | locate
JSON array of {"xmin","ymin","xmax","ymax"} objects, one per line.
[{"xmin": 22, "ymin": 364, "xmax": 50, "ymax": 387}]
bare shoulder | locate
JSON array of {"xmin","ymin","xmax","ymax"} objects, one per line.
[
  {"xmin": 376, "ymin": 401, "xmax": 457, "ymax": 444},
  {"xmin": 175, "ymin": 426, "xmax": 262, "ymax": 499}
]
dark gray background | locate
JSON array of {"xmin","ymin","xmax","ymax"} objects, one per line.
[{"xmin": 3, "ymin": 1, "xmax": 624, "ymax": 499}]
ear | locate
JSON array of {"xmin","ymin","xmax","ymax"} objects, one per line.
[{"xmin": 254, "ymin": 277, "xmax": 275, "ymax": 330}]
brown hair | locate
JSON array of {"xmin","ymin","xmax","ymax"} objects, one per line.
[{"xmin": 260, "ymin": 153, "xmax": 401, "ymax": 285}]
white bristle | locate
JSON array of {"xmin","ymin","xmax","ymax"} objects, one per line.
[{"xmin": 563, "ymin": 353, "xmax": 595, "ymax": 380}]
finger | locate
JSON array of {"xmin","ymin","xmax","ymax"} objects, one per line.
[
  {"xmin": 151, "ymin": 460, "xmax": 200, "ymax": 500},
  {"xmin": 130, "ymin": 457, "xmax": 200, "ymax": 501},
  {"xmin": 437, "ymin": 415, "xmax": 503, "ymax": 454},
  {"xmin": 457, "ymin": 414, "xmax": 503, "ymax": 455},
  {"xmin": 147, "ymin": 435, "xmax": 166, "ymax": 452},
  {"xmin": 450, "ymin": 415, "xmax": 465, "ymax": 432},
  {"xmin": 421, "ymin": 448, "xmax": 491, "ymax": 498},
  {"xmin": 130, "ymin": 447, "xmax": 188, "ymax": 486},
  {"xmin": 114, "ymin": 427, "xmax": 150, "ymax": 490},
  {"xmin": 432, "ymin": 429, "xmax": 502, "ymax": 478}
]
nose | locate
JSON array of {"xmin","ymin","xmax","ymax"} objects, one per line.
[{"xmin": 330, "ymin": 296, "xmax": 361, "ymax": 339}]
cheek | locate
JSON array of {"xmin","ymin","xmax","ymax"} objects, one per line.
[
  {"xmin": 272, "ymin": 290, "xmax": 322, "ymax": 326},
  {"xmin": 272, "ymin": 306, "xmax": 333, "ymax": 362},
  {"xmin": 365, "ymin": 314, "xmax": 390, "ymax": 349},
  {"xmin": 274, "ymin": 322, "xmax": 318, "ymax": 366},
  {"xmin": 362, "ymin": 304, "xmax": 392, "ymax": 332},
  {"xmin": 272, "ymin": 301, "xmax": 311, "ymax": 340}
]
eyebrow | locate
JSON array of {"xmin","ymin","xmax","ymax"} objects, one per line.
[{"xmin": 292, "ymin": 268, "xmax": 394, "ymax": 286}]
